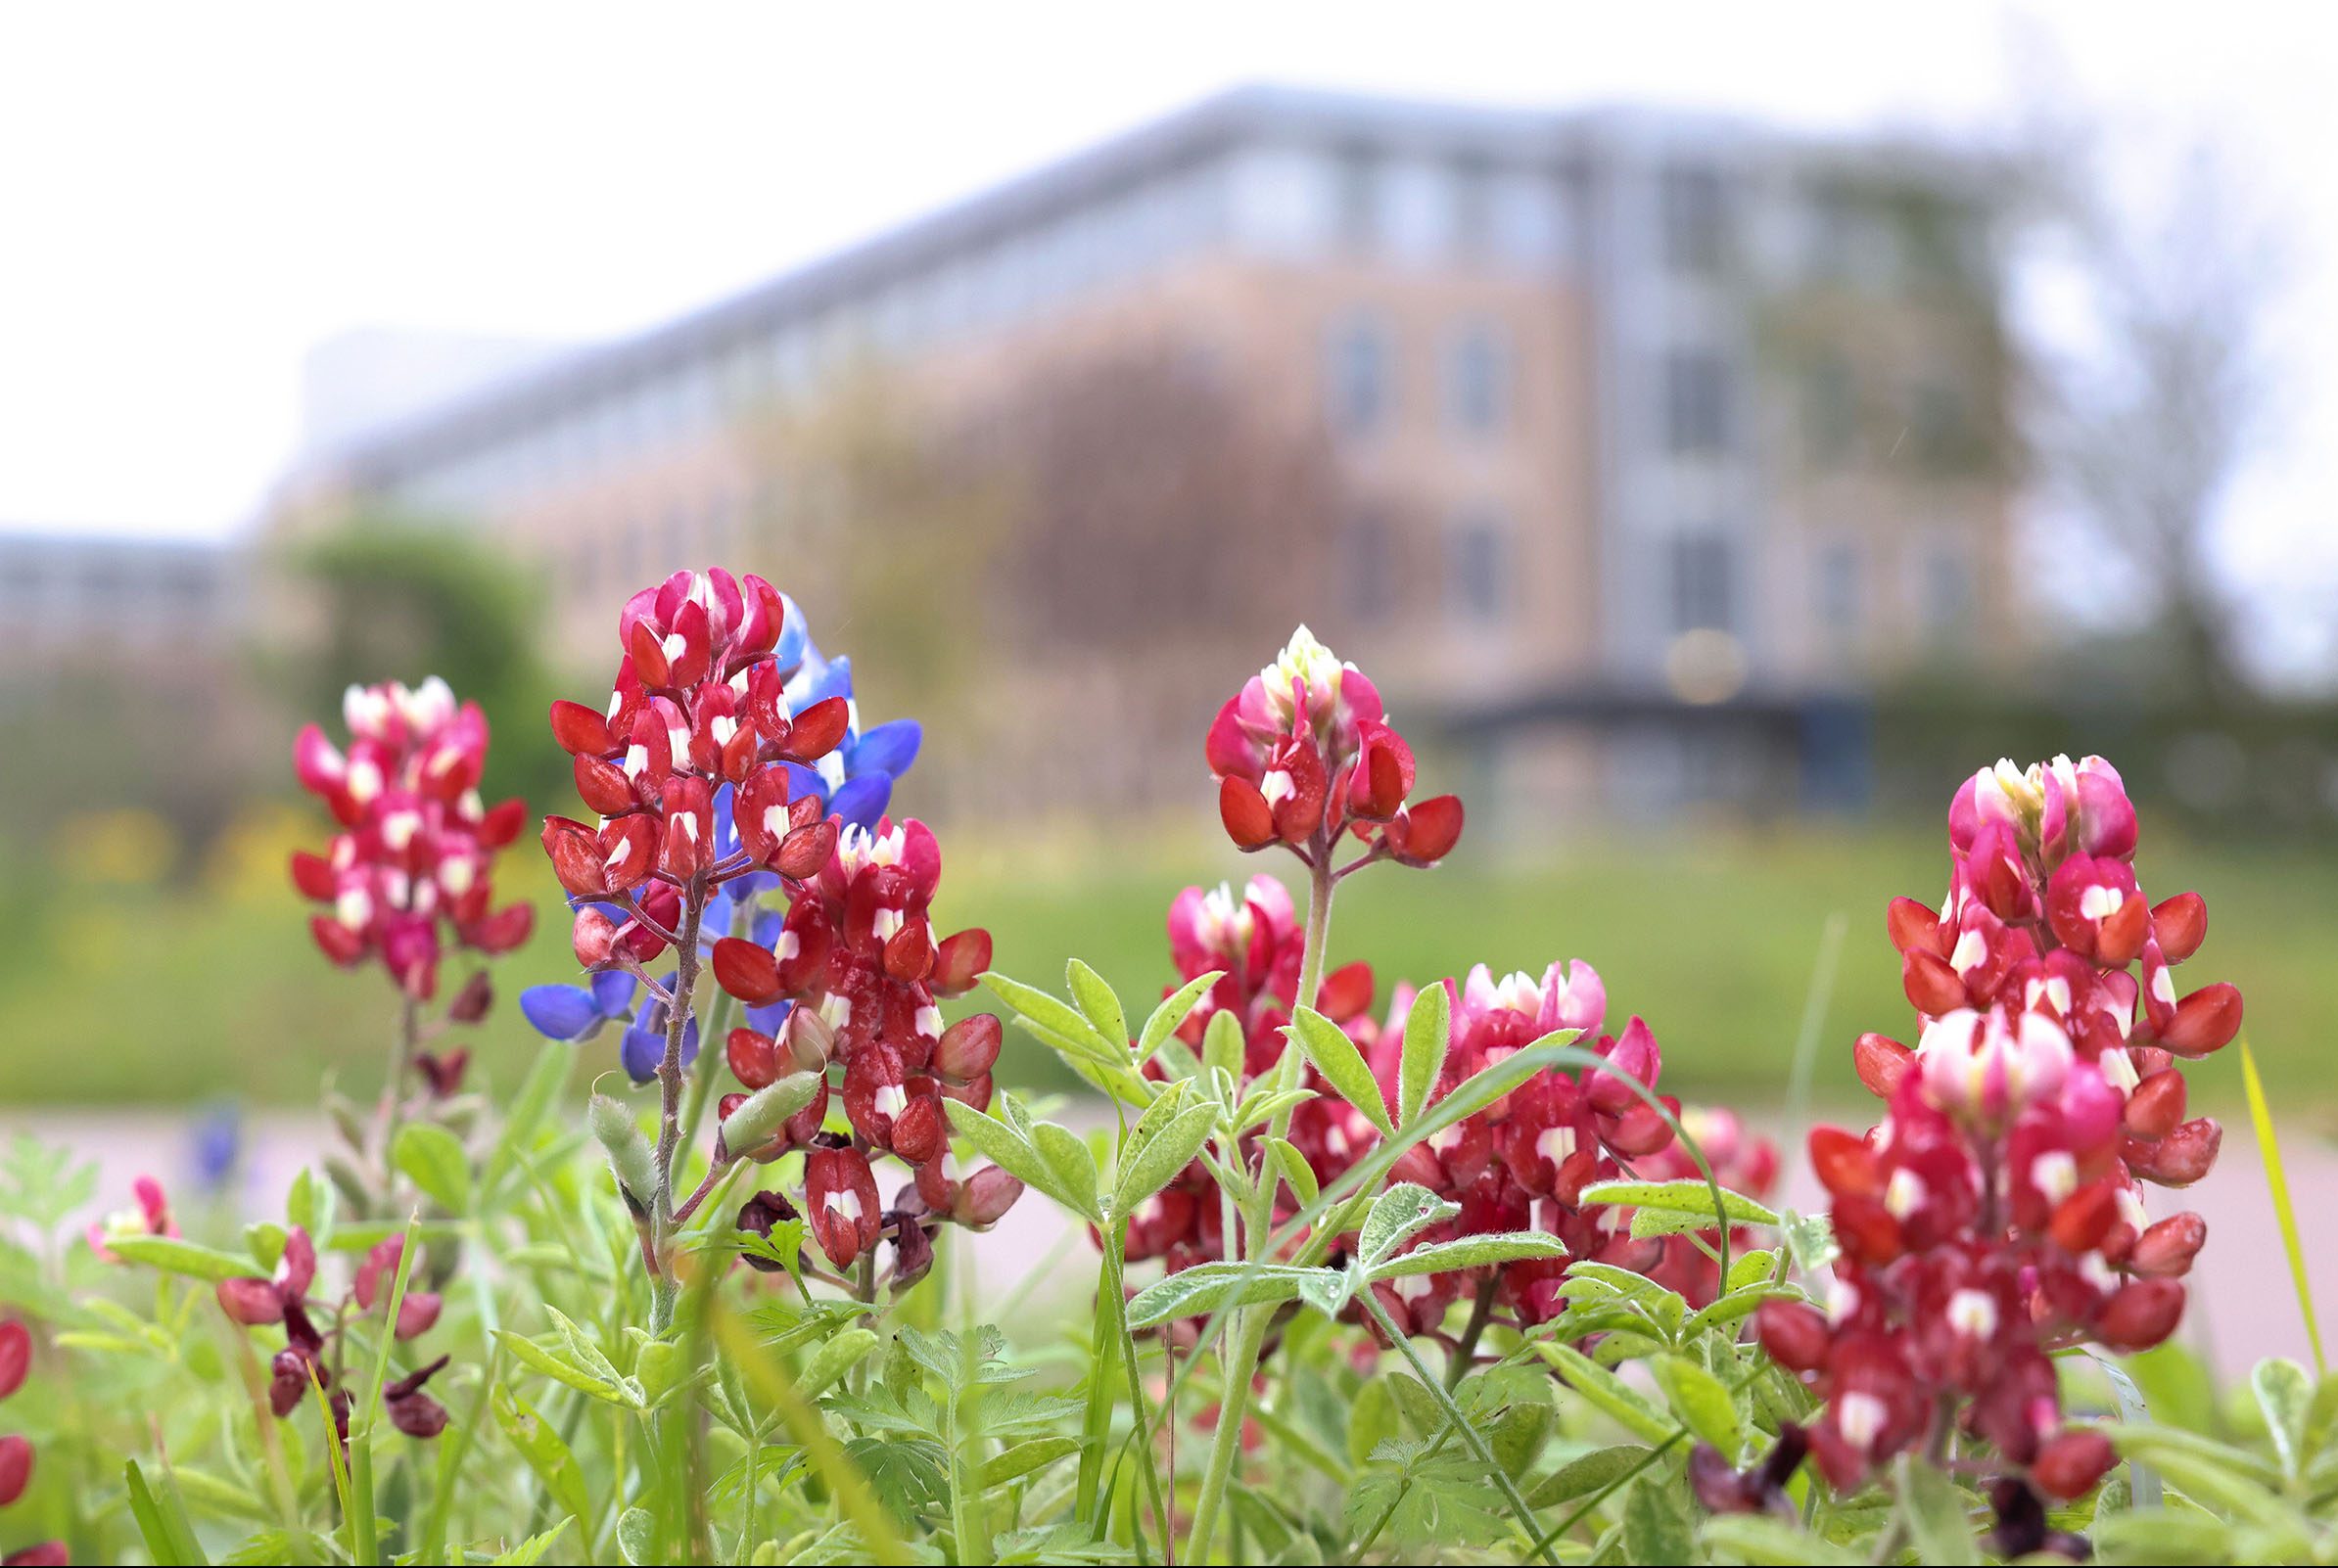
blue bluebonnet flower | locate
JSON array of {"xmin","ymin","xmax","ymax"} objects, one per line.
[
  {"xmin": 189, "ymin": 1102, "xmax": 244, "ymax": 1193},
  {"xmin": 777, "ymin": 636, "xmax": 921, "ymax": 831},
  {"xmin": 620, "ymin": 985, "xmax": 701, "ymax": 1084},
  {"xmin": 520, "ymin": 970, "xmax": 638, "ymax": 1041}
]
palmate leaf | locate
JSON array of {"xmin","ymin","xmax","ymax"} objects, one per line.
[
  {"xmin": 1345, "ymin": 1439, "xmax": 1511, "ymax": 1551},
  {"xmin": 1125, "ymin": 1261, "xmax": 1332, "ymax": 1328},
  {"xmin": 1357, "ymin": 1182, "xmax": 1457, "ymax": 1270},
  {"xmin": 844, "ymin": 1436, "xmax": 951, "ymax": 1522}
]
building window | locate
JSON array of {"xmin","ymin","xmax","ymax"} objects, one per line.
[
  {"xmin": 1910, "ymin": 379, "xmax": 1976, "ymax": 471},
  {"xmin": 1450, "ymin": 155, "xmax": 1493, "ymax": 256},
  {"xmin": 1803, "ymin": 353, "xmax": 1858, "ymax": 464},
  {"xmin": 1445, "ymin": 323, "xmax": 1509, "ymax": 436},
  {"xmin": 1669, "ymin": 530, "xmax": 1736, "ymax": 633},
  {"xmin": 1920, "ymin": 541, "xmax": 1975, "ymax": 638},
  {"xmin": 1335, "ymin": 146, "xmax": 1380, "ymax": 251},
  {"xmin": 1347, "ymin": 509, "xmax": 1396, "ymax": 617},
  {"xmin": 1326, "ymin": 315, "xmax": 1392, "ymax": 437},
  {"xmin": 1664, "ymin": 350, "xmax": 1732, "ymax": 456},
  {"xmin": 1660, "ymin": 163, "xmax": 1731, "ymax": 274},
  {"xmin": 1815, "ymin": 541, "xmax": 1861, "ymax": 632},
  {"xmin": 1449, "ymin": 511, "xmax": 1510, "ymax": 623}
]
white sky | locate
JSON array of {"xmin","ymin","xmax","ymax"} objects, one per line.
[{"xmin": 2, "ymin": 2, "xmax": 2334, "ymax": 662}]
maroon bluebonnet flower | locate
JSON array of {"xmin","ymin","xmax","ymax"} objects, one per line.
[
  {"xmin": 86, "ymin": 1175, "xmax": 175, "ymax": 1262},
  {"xmin": 1205, "ymin": 627, "xmax": 1462, "ymax": 868},
  {"xmin": 1775, "ymin": 755, "xmax": 2232, "ymax": 1504},
  {"xmin": 293, "ymin": 677, "xmax": 533, "ymax": 1000},
  {"xmin": 217, "ymin": 1227, "xmax": 452, "ymax": 1436}
]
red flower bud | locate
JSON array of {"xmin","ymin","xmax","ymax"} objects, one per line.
[
  {"xmin": 1807, "ymin": 1126, "xmax": 1880, "ymax": 1198},
  {"xmin": 933, "ymin": 929, "xmax": 992, "ymax": 996},
  {"xmin": 2123, "ymin": 1070, "xmax": 2186, "ymax": 1140},
  {"xmin": 777, "ymin": 820, "xmax": 839, "ymax": 880},
  {"xmin": 1754, "ymin": 1300, "xmax": 1832, "ymax": 1371},
  {"xmin": 0, "ymin": 1321, "xmax": 28, "ymax": 1400},
  {"xmin": 1314, "ymin": 960, "xmax": 1376, "ymax": 1024},
  {"xmin": 952, "ymin": 1164, "xmax": 1024, "ymax": 1227},
  {"xmin": 2048, "ymin": 1181, "xmax": 2120, "ymax": 1254},
  {"xmin": 548, "ymin": 699, "xmax": 612, "ymax": 756},
  {"xmin": 2031, "ymin": 1428, "xmax": 2116, "ymax": 1500},
  {"xmin": 290, "ymin": 850, "xmax": 336, "ymax": 900},
  {"xmin": 0, "ymin": 1434, "xmax": 34, "ymax": 1506},
  {"xmin": 727, "ymin": 1028, "xmax": 779, "ymax": 1090},
  {"xmin": 573, "ymin": 754, "xmax": 634, "ymax": 816},
  {"xmin": 2094, "ymin": 1277, "xmax": 2185, "ymax": 1351},
  {"xmin": 1900, "ymin": 949, "xmax": 1966, "ymax": 1015},
  {"xmin": 1219, "ymin": 775, "xmax": 1275, "ymax": 851},
  {"xmin": 571, "ymin": 906, "xmax": 617, "ymax": 968},
  {"xmin": 1389, "ymin": 794, "xmax": 1465, "ymax": 865},
  {"xmin": 541, "ymin": 816, "xmax": 605, "ymax": 898},
  {"xmin": 806, "ymin": 1147, "xmax": 881, "ymax": 1269},
  {"xmin": 891, "ymin": 1092, "xmax": 948, "ymax": 1165},
  {"xmin": 2150, "ymin": 892, "xmax": 2207, "ymax": 963},
  {"xmin": 216, "ymin": 1277, "xmax": 286, "ymax": 1326},
  {"xmin": 1852, "ymin": 1033, "xmax": 1913, "ymax": 1099},
  {"xmin": 935, "ymin": 1014, "xmax": 1002, "ymax": 1081},
  {"xmin": 598, "ymin": 815, "xmax": 658, "ymax": 895},
  {"xmin": 2128, "ymin": 1117, "xmax": 2221, "ymax": 1187},
  {"xmin": 2129, "ymin": 1213, "xmax": 2207, "ymax": 1277},
  {"xmin": 711, "ymin": 937, "xmax": 784, "ymax": 1005},
  {"xmin": 2157, "ymin": 983, "xmax": 2242, "ymax": 1058},
  {"xmin": 1886, "ymin": 897, "xmax": 1943, "ymax": 957},
  {"xmin": 783, "ymin": 696, "xmax": 851, "ymax": 762}
]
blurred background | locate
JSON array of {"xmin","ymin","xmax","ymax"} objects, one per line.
[{"xmin": 2, "ymin": 0, "xmax": 2334, "ymax": 1251}]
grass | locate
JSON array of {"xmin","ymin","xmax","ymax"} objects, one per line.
[{"xmin": 4, "ymin": 813, "xmax": 2334, "ymax": 1125}]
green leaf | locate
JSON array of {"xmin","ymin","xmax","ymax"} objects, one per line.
[
  {"xmin": 975, "ymin": 1436, "xmax": 1081, "ymax": 1487},
  {"xmin": 1523, "ymin": 1444, "xmax": 1651, "ymax": 1509},
  {"xmin": 1397, "ymin": 981, "xmax": 1450, "ymax": 1128},
  {"xmin": 941, "ymin": 1099, "xmax": 1075, "ymax": 1213},
  {"xmin": 1702, "ymin": 1513, "xmax": 1863, "ymax": 1565},
  {"xmin": 1345, "ymin": 1439, "xmax": 1510, "ymax": 1552},
  {"xmin": 1125, "ymin": 1262, "xmax": 1327, "ymax": 1328},
  {"xmin": 1895, "ymin": 1453, "xmax": 1981, "ymax": 1565},
  {"xmin": 1651, "ymin": 1354, "xmax": 1744, "ymax": 1456},
  {"xmin": 1578, "ymin": 1176, "xmax": 1779, "ymax": 1229},
  {"xmin": 844, "ymin": 1435, "xmax": 950, "ymax": 1521},
  {"xmin": 1030, "ymin": 1122, "xmax": 1102, "ymax": 1222},
  {"xmin": 487, "ymin": 1520, "xmax": 577, "ymax": 1566},
  {"xmin": 2240, "ymin": 1041, "xmax": 2326, "ymax": 1376},
  {"xmin": 104, "ymin": 1234, "xmax": 259, "ymax": 1283},
  {"xmin": 1065, "ymin": 958, "xmax": 1130, "ymax": 1051},
  {"xmin": 1200, "ymin": 1006, "xmax": 1244, "ymax": 1082},
  {"xmin": 1138, "ymin": 970, "xmax": 1220, "ymax": 1066},
  {"xmin": 1112, "ymin": 1104, "xmax": 1218, "ymax": 1216},
  {"xmin": 1367, "ymin": 1231, "xmax": 1566, "ymax": 1279},
  {"xmin": 1535, "ymin": 1342, "xmax": 1675, "ymax": 1445},
  {"xmin": 1779, "ymin": 1208, "xmax": 1838, "ymax": 1271},
  {"xmin": 392, "ymin": 1123, "xmax": 472, "ymax": 1215},
  {"xmin": 2251, "ymin": 1358, "xmax": 2312, "ymax": 1480},
  {"xmin": 124, "ymin": 1459, "xmax": 210, "ymax": 1565},
  {"xmin": 982, "ymin": 971, "xmax": 1120, "ymax": 1065},
  {"xmin": 493, "ymin": 1327, "xmax": 638, "ymax": 1406},
  {"xmin": 1264, "ymin": 1137, "xmax": 1320, "ymax": 1206},
  {"xmin": 1723, "ymin": 1249, "xmax": 1778, "ymax": 1293},
  {"xmin": 799, "ymin": 1327, "xmax": 880, "ymax": 1401},
  {"xmin": 1287, "ymin": 1006, "xmax": 1395, "ymax": 1135},
  {"xmin": 1623, "ymin": 1474, "xmax": 1693, "ymax": 1566},
  {"xmin": 490, "ymin": 1384, "xmax": 593, "ymax": 1534},
  {"xmin": 1357, "ymin": 1182, "xmax": 1458, "ymax": 1270},
  {"xmin": 616, "ymin": 1505, "xmax": 654, "ymax": 1565}
]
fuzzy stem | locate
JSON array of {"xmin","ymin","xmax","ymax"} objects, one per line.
[
  {"xmin": 1187, "ymin": 840, "xmax": 1338, "ymax": 1563},
  {"xmin": 647, "ymin": 888, "xmax": 708, "ymax": 1337},
  {"xmin": 378, "ymin": 993, "xmax": 420, "ymax": 1173},
  {"xmin": 1447, "ymin": 1274, "xmax": 1499, "ymax": 1391}
]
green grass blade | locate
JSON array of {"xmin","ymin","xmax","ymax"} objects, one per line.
[{"xmin": 2239, "ymin": 1040, "xmax": 2326, "ymax": 1376}]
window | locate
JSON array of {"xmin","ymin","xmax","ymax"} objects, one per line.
[
  {"xmin": 1450, "ymin": 155, "xmax": 1494, "ymax": 256},
  {"xmin": 1911, "ymin": 379, "xmax": 1975, "ymax": 471},
  {"xmin": 1920, "ymin": 542, "xmax": 1975, "ymax": 638},
  {"xmin": 1346, "ymin": 509, "xmax": 1397, "ymax": 617},
  {"xmin": 1335, "ymin": 146, "xmax": 1380, "ymax": 251},
  {"xmin": 1664, "ymin": 350, "xmax": 1732, "ymax": 456},
  {"xmin": 1669, "ymin": 530, "xmax": 1736, "ymax": 633},
  {"xmin": 1803, "ymin": 353, "xmax": 1857, "ymax": 464},
  {"xmin": 1815, "ymin": 542, "xmax": 1861, "ymax": 631},
  {"xmin": 1449, "ymin": 512, "xmax": 1510, "ymax": 622},
  {"xmin": 1326, "ymin": 316, "xmax": 1392, "ymax": 437},
  {"xmin": 1660, "ymin": 164, "xmax": 1731, "ymax": 274},
  {"xmin": 1445, "ymin": 323, "xmax": 1509, "ymax": 436}
]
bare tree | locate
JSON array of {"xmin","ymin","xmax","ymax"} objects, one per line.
[{"xmin": 2014, "ymin": 84, "xmax": 2288, "ymax": 700}]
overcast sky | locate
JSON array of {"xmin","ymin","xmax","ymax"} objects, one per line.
[{"xmin": 3, "ymin": 2, "xmax": 2333, "ymax": 662}]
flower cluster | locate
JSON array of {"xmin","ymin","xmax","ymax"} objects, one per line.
[
  {"xmin": 292, "ymin": 677, "xmax": 534, "ymax": 999},
  {"xmin": 709, "ymin": 815, "xmax": 1017, "ymax": 1273},
  {"xmin": 1364, "ymin": 964, "xmax": 1772, "ymax": 1332},
  {"xmin": 1207, "ymin": 626, "xmax": 1462, "ymax": 870},
  {"xmin": 1, "ymin": 1316, "xmax": 67, "ymax": 1565},
  {"xmin": 1756, "ymin": 755, "xmax": 2236, "ymax": 1514},
  {"xmin": 1122, "ymin": 875, "xmax": 1381, "ymax": 1269},
  {"xmin": 216, "ymin": 1230, "xmax": 450, "ymax": 1441}
]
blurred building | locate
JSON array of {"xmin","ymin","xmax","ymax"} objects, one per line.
[
  {"xmin": 269, "ymin": 86, "xmax": 2015, "ymax": 827},
  {"xmin": 2, "ymin": 531, "xmax": 243, "ymax": 663}
]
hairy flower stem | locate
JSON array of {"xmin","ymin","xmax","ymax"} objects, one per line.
[
  {"xmin": 648, "ymin": 887, "xmax": 708, "ymax": 1337},
  {"xmin": 1187, "ymin": 844, "xmax": 1337, "ymax": 1562},
  {"xmin": 376, "ymin": 994, "xmax": 421, "ymax": 1184},
  {"xmin": 1447, "ymin": 1275, "xmax": 1500, "ymax": 1391}
]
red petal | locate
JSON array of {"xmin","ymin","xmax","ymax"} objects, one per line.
[
  {"xmin": 1219, "ymin": 776, "xmax": 1274, "ymax": 850},
  {"xmin": 783, "ymin": 696, "xmax": 850, "ymax": 762},
  {"xmin": 933, "ymin": 928, "xmax": 992, "ymax": 995},
  {"xmin": 548, "ymin": 699, "xmax": 613, "ymax": 757},
  {"xmin": 289, "ymin": 851, "xmax": 336, "ymax": 901},
  {"xmin": 711, "ymin": 937, "xmax": 783, "ymax": 1004}
]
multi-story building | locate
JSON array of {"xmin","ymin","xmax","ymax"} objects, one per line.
[
  {"xmin": 3, "ymin": 532, "xmax": 243, "ymax": 664},
  {"xmin": 270, "ymin": 86, "xmax": 2015, "ymax": 827}
]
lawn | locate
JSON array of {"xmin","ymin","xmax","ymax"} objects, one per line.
[{"xmin": 4, "ymin": 812, "xmax": 2330, "ymax": 1124}]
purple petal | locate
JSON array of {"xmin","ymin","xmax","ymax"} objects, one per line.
[
  {"xmin": 830, "ymin": 773, "xmax": 892, "ymax": 831},
  {"xmin": 852, "ymin": 719, "xmax": 920, "ymax": 780},
  {"xmin": 590, "ymin": 970, "xmax": 639, "ymax": 1017},
  {"xmin": 521, "ymin": 985, "xmax": 599, "ymax": 1041}
]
